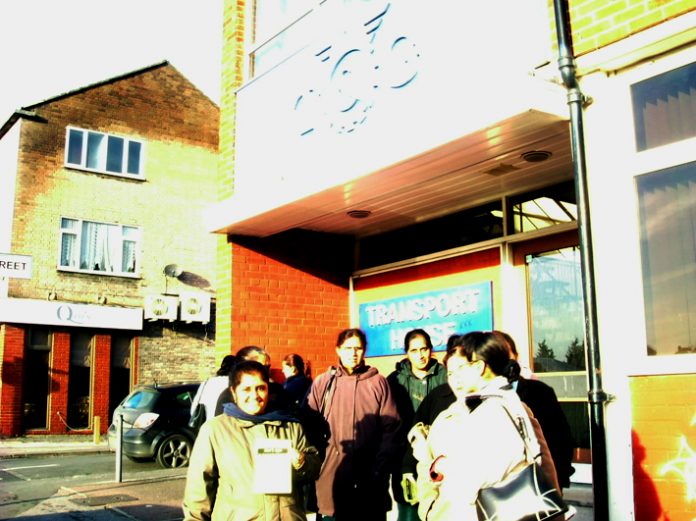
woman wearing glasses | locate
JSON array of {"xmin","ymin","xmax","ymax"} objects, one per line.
[
  {"xmin": 411, "ymin": 331, "xmax": 559, "ymax": 520},
  {"xmin": 304, "ymin": 328, "xmax": 401, "ymax": 521}
]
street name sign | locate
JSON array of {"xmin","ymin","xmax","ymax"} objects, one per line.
[{"xmin": 0, "ymin": 253, "xmax": 32, "ymax": 279}]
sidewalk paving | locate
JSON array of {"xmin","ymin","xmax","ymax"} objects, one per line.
[{"xmin": 1, "ymin": 435, "xmax": 594, "ymax": 520}]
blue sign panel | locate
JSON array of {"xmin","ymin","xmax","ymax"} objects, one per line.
[{"xmin": 358, "ymin": 281, "xmax": 493, "ymax": 357}]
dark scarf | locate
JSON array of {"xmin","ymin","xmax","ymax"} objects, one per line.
[{"xmin": 223, "ymin": 402, "xmax": 298, "ymax": 424}]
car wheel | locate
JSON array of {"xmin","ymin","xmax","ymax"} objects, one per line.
[{"xmin": 156, "ymin": 433, "xmax": 192, "ymax": 468}]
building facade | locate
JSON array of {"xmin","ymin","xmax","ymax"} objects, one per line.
[
  {"xmin": 0, "ymin": 62, "xmax": 219, "ymax": 436},
  {"xmin": 212, "ymin": 0, "xmax": 695, "ymax": 519}
]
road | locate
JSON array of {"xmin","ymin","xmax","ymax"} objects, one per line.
[{"xmin": 0, "ymin": 453, "xmax": 186, "ymax": 519}]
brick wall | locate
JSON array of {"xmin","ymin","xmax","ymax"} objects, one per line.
[
  {"xmin": 231, "ymin": 242, "xmax": 350, "ymax": 378},
  {"xmin": 567, "ymin": 0, "xmax": 696, "ymax": 56},
  {"xmin": 45, "ymin": 331, "xmax": 70, "ymax": 434},
  {"xmin": 93, "ymin": 334, "xmax": 111, "ymax": 434},
  {"xmin": 0, "ymin": 325, "xmax": 25, "ymax": 436},
  {"xmin": 216, "ymin": 0, "xmax": 247, "ymax": 361},
  {"xmin": 631, "ymin": 374, "xmax": 696, "ymax": 521}
]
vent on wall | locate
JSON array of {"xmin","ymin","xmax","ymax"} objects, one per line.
[
  {"xmin": 144, "ymin": 295, "xmax": 178, "ymax": 322},
  {"xmin": 179, "ymin": 292, "xmax": 211, "ymax": 324}
]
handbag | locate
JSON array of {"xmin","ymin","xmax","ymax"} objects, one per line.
[
  {"xmin": 188, "ymin": 402, "xmax": 207, "ymax": 430},
  {"xmin": 476, "ymin": 399, "xmax": 568, "ymax": 521},
  {"xmin": 188, "ymin": 380, "xmax": 207, "ymax": 430}
]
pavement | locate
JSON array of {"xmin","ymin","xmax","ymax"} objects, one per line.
[{"xmin": 0, "ymin": 435, "xmax": 594, "ymax": 520}]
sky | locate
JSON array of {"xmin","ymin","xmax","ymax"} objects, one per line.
[{"xmin": 0, "ymin": 0, "xmax": 224, "ymax": 124}]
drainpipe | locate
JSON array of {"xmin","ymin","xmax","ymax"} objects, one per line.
[{"xmin": 552, "ymin": 0, "xmax": 610, "ymax": 518}]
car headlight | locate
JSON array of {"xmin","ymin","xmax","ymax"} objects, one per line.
[{"xmin": 133, "ymin": 412, "xmax": 159, "ymax": 429}]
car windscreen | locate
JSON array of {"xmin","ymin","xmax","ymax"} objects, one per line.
[{"xmin": 122, "ymin": 389, "xmax": 159, "ymax": 410}]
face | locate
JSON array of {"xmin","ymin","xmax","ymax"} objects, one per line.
[
  {"xmin": 281, "ymin": 362, "xmax": 296, "ymax": 379},
  {"xmin": 446, "ymin": 353, "xmax": 485, "ymax": 400},
  {"xmin": 407, "ymin": 335, "xmax": 431, "ymax": 371},
  {"xmin": 231, "ymin": 372, "xmax": 269, "ymax": 415},
  {"xmin": 336, "ymin": 336, "xmax": 365, "ymax": 373}
]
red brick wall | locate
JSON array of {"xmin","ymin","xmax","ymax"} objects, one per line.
[
  {"xmin": 93, "ymin": 334, "xmax": 111, "ymax": 434},
  {"xmin": 30, "ymin": 331, "xmax": 70, "ymax": 435},
  {"xmin": 0, "ymin": 325, "xmax": 26, "ymax": 436},
  {"xmin": 231, "ymin": 242, "xmax": 350, "ymax": 378},
  {"xmin": 567, "ymin": 0, "xmax": 696, "ymax": 56}
]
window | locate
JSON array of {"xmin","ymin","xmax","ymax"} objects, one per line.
[
  {"xmin": 250, "ymin": 0, "xmax": 315, "ymax": 77},
  {"xmin": 508, "ymin": 181, "xmax": 577, "ymax": 234},
  {"xmin": 636, "ymin": 160, "xmax": 696, "ymax": 356},
  {"xmin": 109, "ymin": 335, "xmax": 133, "ymax": 421},
  {"xmin": 631, "ymin": 60, "xmax": 696, "ymax": 151},
  {"xmin": 59, "ymin": 218, "xmax": 140, "ymax": 276},
  {"xmin": 65, "ymin": 127, "xmax": 144, "ymax": 177}
]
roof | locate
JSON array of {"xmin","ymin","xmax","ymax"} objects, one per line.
[{"xmin": 0, "ymin": 60, "xmax": 211, "ymax": 140}]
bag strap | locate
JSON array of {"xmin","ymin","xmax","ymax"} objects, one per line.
[
  {"xmin": 481, "ymin": 395, "xmax": 535, "ymax": 463},
  {"xmin": 320, "ymin": 367, "xmax": 337, "ymax": 416}
]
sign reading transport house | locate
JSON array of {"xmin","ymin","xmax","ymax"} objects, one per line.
[{"xmin": 358, "ymin": 281, "xmax": 493, "ymax": 357}]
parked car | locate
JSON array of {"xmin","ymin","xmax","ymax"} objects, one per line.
[{"xmin": 108, "ymin": 382, "xmax": 200, "ymax": 468}]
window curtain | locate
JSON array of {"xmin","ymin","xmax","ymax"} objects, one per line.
[
  {"xmin": 80, "ymin": 222, "xmax": 121, "ymax": 272},
  {"xmin": 637, "ymin": 161, "xmax": 696, "ymax": 355}
]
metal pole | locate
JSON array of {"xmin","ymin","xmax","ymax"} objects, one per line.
[
  {"xmin": 551, "ymin": 1, "xmax": 610, "ymax": 519},
  {"xmin": 115, "ymin": 413, "xmax": 123, "ymax": 483}
]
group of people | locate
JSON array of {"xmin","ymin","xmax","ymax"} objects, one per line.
[{"xmin": 182, "ymin": 328, "xmax": 575, "ymax": 521}]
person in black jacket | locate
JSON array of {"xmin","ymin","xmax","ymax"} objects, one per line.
[{"xmin": 493, "ymin": 330, "xmax": 576, "ymax": 488}]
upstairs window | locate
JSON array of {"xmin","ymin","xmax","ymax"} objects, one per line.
[
  {"xmin": 65, "ymin": 127, "xmax": 144, "ymax": 177},
  {"xmin": 631, "ymin": 60, "xmax": 696, "ymax": 151},
  {"xmin": 59, "ymin": 218, "xmax": 140, "ymax": 276}
]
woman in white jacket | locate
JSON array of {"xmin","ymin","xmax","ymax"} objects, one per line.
[{"xmin": 412, "ymin": 331, "xmax": 555, "ymax": 520}]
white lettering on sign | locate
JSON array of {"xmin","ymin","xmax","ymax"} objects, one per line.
[
  {"xmin": 0, "ymin": 253, "xmax": 32, "ymax": 279},
  {"xmin": 363, "ymin": 289, "xmax": 481, "ymax": 327}
]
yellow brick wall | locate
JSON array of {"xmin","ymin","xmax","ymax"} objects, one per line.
[
  {"xmin": 567, "ymin": 0, "xmax": 696, "ymax": 55},
  {"xmin": 216, "ymin": 0, "xmax": 247, "ymax": 360}
]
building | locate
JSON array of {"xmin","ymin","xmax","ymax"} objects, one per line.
[
  {"xmin": 0, "ymin": 61, "xmax": 219, "ymax": 437},
  {"xmin": 210, "ymin": 0, "xmax": 696, "ymax": 518}
]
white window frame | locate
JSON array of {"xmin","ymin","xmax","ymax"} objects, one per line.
[
  {"xmin": 64, "ymin": 126, "xmax": 146, "ymax": 179},
  {"xmin": 58, "ymin": 217, "xmax": 141, "ymax": 278},
  {"xmin": 614, "ymin": 46, "xmax": 696, "ymax": 376}
]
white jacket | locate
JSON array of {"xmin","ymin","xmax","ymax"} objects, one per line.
[{"xmin": 415, "ymin": 377, "xmax": 540, "ymax": 521}]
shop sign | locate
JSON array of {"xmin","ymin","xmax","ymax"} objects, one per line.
[
  {"xmin": 358, "ymin": 281, "xmax": 493, "ymax": 357},
  {"xmin": 0, "ymin": 297, "xmax": 142, "ymax": 330}
]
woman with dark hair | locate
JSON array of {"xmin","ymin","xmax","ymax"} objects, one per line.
[
  {"xmin": 304, "ymin": 328, "xmax": 401, "ymax": 521},
  {"xmin": 281, "ymin": 353, "xmax": 312, "ymax": 413},
  {"xmin": 190, "ymin": 354, "xmax": 237, "ymax": 420},
  {"xmin": 183, "ymin": 360, "xmax": 320, "ymax": 520},
  {"xmin": 411, "ymin": 331, "xmax": 558, "ymax": 520}
]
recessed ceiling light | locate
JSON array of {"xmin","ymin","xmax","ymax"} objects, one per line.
[
  {"xmin": 521, "ymin": 150, "xmax": 552, "ymax": 162},
  {"xmin": 347, "ymin": 209, "xmax": 372, "ymax": 219}
]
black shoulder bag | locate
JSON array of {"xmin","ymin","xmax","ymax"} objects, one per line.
[{"xmin": 475, "ymin": 398, "xmax": 568, "ymax": 521}]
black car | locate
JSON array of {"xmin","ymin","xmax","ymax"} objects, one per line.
[{"xmin": 108, "ymin": 382, "xmax": 200, "ymax": 468}]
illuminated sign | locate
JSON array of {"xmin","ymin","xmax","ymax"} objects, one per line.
[{"xmin": 358, "ymin": 281, "xmax": 493, "ymax": 357}]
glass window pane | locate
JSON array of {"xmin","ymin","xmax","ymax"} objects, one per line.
[
  {"xmin": 86, "ymin": 132, "xmax": 106, "ymax": 170},
  {"xmin": 60, "ymin": 233, "xmax": 77, "ymax": 267},
  {"xmin": 509, "ymin": 181, "xmax": 577, "ymax": 234},
  {"xmin": 67, "ymin": 129, "xmax": 83, "ymax": 164},
  {"xmin": 61, "ymin": 218, "xmax": 77, "ymax": 230},
  {"xmin": 631, "ymin": 61, "xmax": 696, "ymax": 151},
  {"xmin": 127, "ymin": 141, "xmax": 142, "ymax": 174},
  {"xmin": 68, "ymin": 332, "xmax": 92, "ymax": 429},
  {"xmin": 23, "ymin": 329, "xmax": 52, "ymax": 430},
  {"xmin": 122, "ymin": 240, "xmax": 136, "ymax": 273},
  {"xmin": 527, "ymin": 246, "xmax": 586, "ymax": 372},
  {"xmin": 106, "ymin": 135, "xmax": 124, "ymax": 173},
  {"xmin": 636, "ymin": 161, "xmax": 696, "ymax": 355}
]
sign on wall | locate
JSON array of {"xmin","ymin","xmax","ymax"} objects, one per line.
[
  {"xmin": 358, "ymin": 281, "xmax": 493, "ymax": 357},
  {"xmin": 0, "ymin": 253, "xmax": 32, "ymax": 279}
]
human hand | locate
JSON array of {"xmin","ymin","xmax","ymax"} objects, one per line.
[
  {"xmin": 408, "ymin": 423, "xmax": 431, "ymax": 462},
  {"xmin": 291, "ymin": 448, "xmax": 305, "ymax": 470}
]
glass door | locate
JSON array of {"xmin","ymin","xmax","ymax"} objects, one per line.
[{"xmin": 526, "ymin": 246, "xmax": 591, "ymax": 463}]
